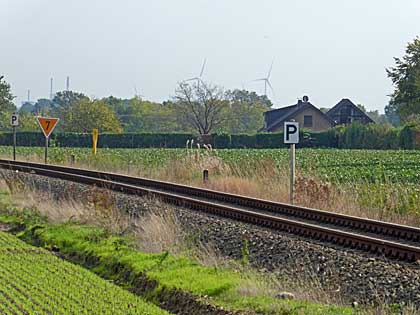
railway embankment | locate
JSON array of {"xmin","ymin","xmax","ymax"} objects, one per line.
[
  {"xmin": 1, "ymin": 169, "xmax": 420, "ymax": 314},
  {"xmin": 0, "ymin": 174, "xmax": 357, "ymax": 315}
]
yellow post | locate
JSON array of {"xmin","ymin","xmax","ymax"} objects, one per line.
[{"xmin": 92, "ymin": 129, "xmax": 99, "ymax": 155}]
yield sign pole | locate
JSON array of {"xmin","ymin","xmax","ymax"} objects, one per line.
[{"xmin": 36, "ymin": 117, "xmax": 59, "ymax": 164}]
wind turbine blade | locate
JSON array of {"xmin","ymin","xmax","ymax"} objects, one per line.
[
  {"xmin": 185, "ymin": 77, "xmax": 198, "ymax": 82},
  {"xmin": 199, "ymin": 58, "xmax": 207, "ymax": 77},
  {"xmin": 266, "ymin": 79, "xmax": 275, "ymax": 97},
  {"xmin": 252, "ymin": 78, "xmax": 266, "ymax": 82},
  {"xmin": 267, "ymin": 59, "xmax": 274, "ymax": 78}
]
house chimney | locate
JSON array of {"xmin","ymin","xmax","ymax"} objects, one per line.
[{"xmin": 297, "ymin": 99, "xmax": 303, "ymax": 106}]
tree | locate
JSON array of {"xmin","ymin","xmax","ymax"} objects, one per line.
[
  {"xmin": 222, "ymin": 100, "xmax": 266, "ymax": 134},
  {"xmin": 51, "ymin": 90, "xmax": 88, "ymax": 116},
  {"xmin": 62, "ymin": 99, "xmax": 122, "ymax": 133},
  {"xmin": 357, "ymin": 104, "xmax": 389, "ymax": 125},
  {"xmin": 33, "ymin": 99, "xmax": 53, "ymax": 115},
  {"xmin": 385, "ymin": 103, "xmax": 401, "ymax": 126},
  {"xmin": 18, "ymin": 113, "xmax": 39, "ymax": 131},
  {"xmin": 19, "ymin": 98, "xmax": 53, "ymax": 115},
  {"xmin": 174, "ymin": 81, "xmax": 228, "ymax": 135},
  {"xmin": 102, "ymin": 96, "xmax": 130, "ymax": 117},
  {"xmin": 215, "ymin": 88, "xmax": 270, "ymax": 134},
  {"xmin": 356, "ymin": 104, "xmax": 367, "ymax": 113},
  {"xmin": 365, "ymin": 110, "xmax": 389, "ymax": 125},
  {"xmin": 386, "ymin": 37, "xmax": 420, "ymax": 123},
  {"xmin": 0, "ymin": 76, "xmax": 16, "ymax": 130},
  {"xmin": 226, "ymin": 89, "xmax": 273, "ymax": 108},
  {"xmin": 19, "ymin": 102, "xmax": 35, "ymax": 113},
  {"xmin": 0, "ymin": 76, "xmax": 15, "ymax": 112},
  {"xmin": 124, "ymin": 98, "xmax": 180, "ymax": 133}
]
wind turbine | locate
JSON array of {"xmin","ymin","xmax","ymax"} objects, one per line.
[
  {"xmin": 185, "ymin": 58, "xmax": 207, "ymax": 86},
  {"xmin": 253, "ymin": 60, "xmax": 274, "ymax": 97}
]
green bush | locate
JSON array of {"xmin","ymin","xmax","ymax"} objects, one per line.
[
  {"xmin": 230, "ymin": 134, "xmax": 257, "ymax": 148},
  {"xmin": 399, "ymin": 123, "xmax": 420, "ymax": 149},
  {"xmin": 255, "ymin": 133, "xmax": 285, "ymax": 148},
  {"xmin": 212, "ymin": 133, "xmax": 231, "ymax": 148}
]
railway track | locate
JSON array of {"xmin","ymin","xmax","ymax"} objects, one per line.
[{"xmin": 1, "ymin": 159, "xmax": 420, "ymax": 262}]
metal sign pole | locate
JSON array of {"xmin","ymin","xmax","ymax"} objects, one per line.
[
  {"xmin": 44, "ymin": 137, "xmax": 48, "ymax": 164},
  {"xmin": 13, "ymin": 126, "xmax": 16, "ymax": 161},
  {"xmin": 290, "ymin": 143, "xmax": 295, "ymax": 204},
  {"xmin": 36, "ymin": 117, "xmax": 59, "ymax": 164},
  {"xmin": 284, "ymin": 120, "xmax": 298, "ymax": 205},
  {"xmin": 11, "ymin": 113, "xmax": 18, "ymax": 161}
]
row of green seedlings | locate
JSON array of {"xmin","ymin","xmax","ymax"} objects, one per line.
[{"xmin": 0, "ymin": 234, "xmax": 166, "ymax": 315}]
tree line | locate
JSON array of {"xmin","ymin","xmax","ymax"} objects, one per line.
[{"xmin": 0, "ymin": 80, "xmax": 272, "ymax": 135}]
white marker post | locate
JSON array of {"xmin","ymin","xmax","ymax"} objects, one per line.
[
  {"xmin": 284, "ymin": 121, "xmax": 299, "ymax": 204},
  {"xmin": 10, "ymin": 113, "xmax": 19, "ymax": 161}
]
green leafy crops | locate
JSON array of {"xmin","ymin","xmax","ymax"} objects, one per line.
[
  {"xmin": 0, "ymin": 231, "xmax": 168, "ymax": 315},
  {"xmin": 1, "ymin": 146, "xmax": 420, "ymax": 183},
  {"xmin": 214, "ymin": 149, "xmax": 420, "ymax": 183},
  {"xmin": 0, "ymin": 147, "xmax": 420, "ymax": 183}
]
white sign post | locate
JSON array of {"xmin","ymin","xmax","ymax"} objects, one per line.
[
  {"xmin": 10, "ymin": 113, "xmax": 19, "ymax": 161},
  {"xmin": 284, "ymin": 121, "xmax": 299, "ymax": 204}
]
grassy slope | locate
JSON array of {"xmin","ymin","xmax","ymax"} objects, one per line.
[
  {"xmin": 17, "ymin": 224, "xmax": 354, "ymax": 315},
  {"xmin": 0, "ymin": 190, "xmax": 354, "ymax": 315},
  {"xmin": 0, "ymin": 230, "xmax": 168, "ymax": 315}
]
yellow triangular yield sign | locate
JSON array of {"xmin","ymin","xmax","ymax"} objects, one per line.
[{"xmin": 37, "ymin": 117, "xmax": 59, "ymax": 138}]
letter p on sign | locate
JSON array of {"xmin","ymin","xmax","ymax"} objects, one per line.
[
  {"xmin": 284, "ymin": 122, "xmax": 299, "ymax": 144},
  {"xmin": 11, "ymin": 113, "xmax": 18, "ymax": 127}
]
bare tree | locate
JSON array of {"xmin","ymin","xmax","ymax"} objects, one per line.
[{"xmin": 175, "ymin": 81, "xmax": 228, "ymax": 135}]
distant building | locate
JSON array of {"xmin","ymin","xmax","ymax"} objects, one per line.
[
  {"xmin": 261, "ymin": 96, "xmax": 335, "ymax": 132},
  {"xmin": 326, "ymin": 99, "xmax": 374, "ymax": 125}
]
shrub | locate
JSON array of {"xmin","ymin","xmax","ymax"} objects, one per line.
[{"xmin": 399, "ymin": 123, "xmax": 420, "ymax": 149}]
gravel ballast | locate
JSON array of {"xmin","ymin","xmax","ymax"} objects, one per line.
[{"xmin": 6, "ymin": 171, "xmax": 420, "ymax": 308}]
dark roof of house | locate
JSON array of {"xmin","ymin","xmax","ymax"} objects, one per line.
[
  {"xmin": 326, "ymin": 99, "xmax": 375, "ymax": 123},
  {"xmin": 262, "ymin": 100, "xmax": 335, "ymax": 132}
]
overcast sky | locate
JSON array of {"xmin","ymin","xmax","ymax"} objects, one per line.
[{"xmin": 1, "ymin": 0, "xmax": 419, "ymax": 112}]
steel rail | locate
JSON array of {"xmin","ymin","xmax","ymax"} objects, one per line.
[
  {"xmin": 2, "ymin": 159, "xmax": 420, "ymax": 243},
  {"xmin": 1, "ymin": 159, "xmax": 420, "ymax": 262}
]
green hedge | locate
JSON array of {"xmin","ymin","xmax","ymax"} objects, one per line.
[
  {"xmin": 0, "ymin": 123, "xmax": 419, "ymax": 149},
  {"xmin": 0, "ymin": 132, "xmax": 195, "ymax": 148}
]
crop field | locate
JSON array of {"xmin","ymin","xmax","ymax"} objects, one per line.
[
  {"xmin": 1, "ymin": 146, "xmax": 420, "ymax": 183},
  {"xmin": 1, "ymin": 146, "xmax": 420, "ymax": 220},
  {"xmin": 0, "ymin": 231, "xmax": 167, "ymax": 315}
]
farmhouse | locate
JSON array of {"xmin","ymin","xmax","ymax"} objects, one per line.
[
  {"xmin": 261, "ymin": 96, "xmax": 335, "ymax": 132},
  {"xmin": 326, "ymin": 98, "xmax": 374, "ymax": 125}
]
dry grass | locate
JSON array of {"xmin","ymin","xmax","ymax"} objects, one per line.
[
  {"xmin": 0, "ymin": 171, "xmax": 224, "ymax": 264},
  {"xmin": 1, "ymin": 172, "xmax": 420, "ymax": 313},
  {"xmin": 133, "ymin": 206, "xmax": 186, "ymax": 255},
  {"xmin": 7, "ymin": 150, "xmax": 420, "ymax": 226},
  {"xmin": 5, "ymin": 147, "xmax": 420, "ymax": 225},
  {"xmin": 176, "ymin": 156, "xmax": 420, "ymax": 227},
  {"xmin": 235, "ymin": 269, "xmax": 343, "ymax": 306}
]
